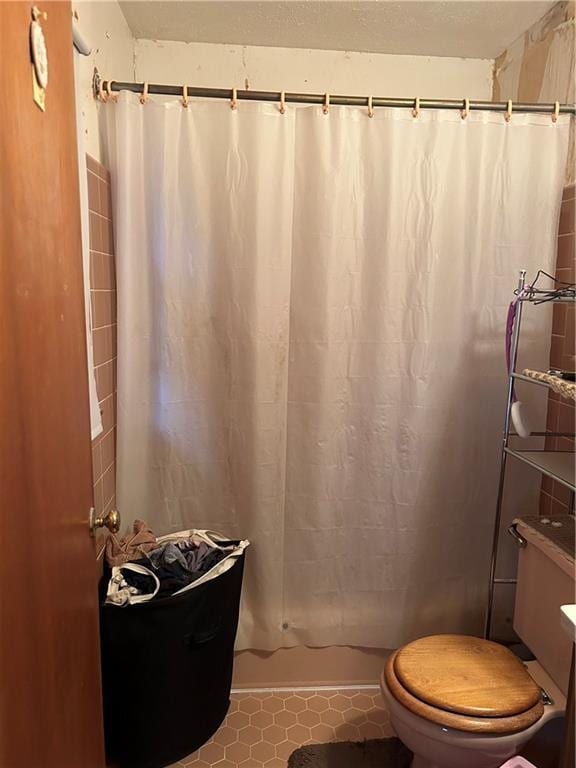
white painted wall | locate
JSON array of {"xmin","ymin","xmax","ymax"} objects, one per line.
[
  {"xmin": 73, "ymin": 0, "xmax": 134, "ymax": 161},
  {"xmin": 134, "ymin": 38, "xmax": 495, "ymax": 100},
  {"xmin": 71, "ymin": 1, "xmax": 495, "ymax": 160}
]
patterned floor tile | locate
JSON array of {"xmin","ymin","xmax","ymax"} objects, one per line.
[{"xmin": 177, "ymin": 688, "xmax": 394, "ymax": 767}]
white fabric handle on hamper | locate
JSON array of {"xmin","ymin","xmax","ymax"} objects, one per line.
[{"xmin": 106, "ymin": 562, "xmax": 160, "ymax": 606}]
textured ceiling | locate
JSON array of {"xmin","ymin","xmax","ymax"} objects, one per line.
[{"xmin": 118, "ymin": 1, "xmax": 557, "ymax": 59}]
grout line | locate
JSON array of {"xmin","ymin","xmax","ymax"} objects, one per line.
[
  {"xmin": 95, "ymin": 424, "xmax": 114, "ymax": 439},
  {"xmin": 101, "ymin": 491, "xmax": 116, "ymax": 512},
  {"xmin": 95, "ymin": 419, "xmax": 114, "ymax": 436},
  {"xmin": 92, "ymin": 322, "xmax": 117, "ymax": 330},
  {"xmin": 231, "ymin": 684, "xmax": 380, "ymax": 694}
]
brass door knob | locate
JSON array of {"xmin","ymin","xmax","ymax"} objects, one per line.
[{"xmin": 89, "ymin": 507, "xmax": 121, "ymax": 536}]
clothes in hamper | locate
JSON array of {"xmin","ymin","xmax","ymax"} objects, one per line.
[
  {"xmin": 146, "ymin": 541, "xmax": 228, "ymax": 579},
  {"xmin": 148, "ymin": 542, "xmax": 189, "ymax": 571},
  {"xmin": 105, "ymin": 519, "xmax": 157, "ymax": 566},
  {"xmin": 127, "ymin": 559, "xmax": 192, "ymax": 600},
  {"xmin": 176, "ymin": 540, "xmax": 220, "ymax": 572},
  {"xmin": 118, "ymin": 568, "xmax": 158, "ymax": 596},
  {"xmin": 123, "ymin": 541, "xmax": 229, "ymax": 600}
]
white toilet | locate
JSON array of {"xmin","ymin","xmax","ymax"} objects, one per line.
[{"xmin": 380, "ymin": 516, "xmax": 574, "ymax": 768}]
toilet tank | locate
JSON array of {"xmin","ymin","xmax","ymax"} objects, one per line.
[{"xmin": 512, "ymin": 514, "xmax": 575, "ymax": 696}]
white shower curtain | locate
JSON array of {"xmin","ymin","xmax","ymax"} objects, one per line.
[{"xmin": 104, "ymin": 95, "xmax": 569, "ymax": 650}]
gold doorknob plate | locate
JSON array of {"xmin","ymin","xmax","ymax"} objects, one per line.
[{"xmin": 89, "ymin": 507, "xmax": 121, "ymax": 536}]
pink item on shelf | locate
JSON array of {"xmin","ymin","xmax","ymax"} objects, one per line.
[{"xmin": 498, "ymin": 759, "xmax": 538, "ymax": 768}]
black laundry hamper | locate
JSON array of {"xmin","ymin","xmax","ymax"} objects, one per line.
[{"xmin": 100, "ymin": 547, "xmax": 245, "ymax": 768}]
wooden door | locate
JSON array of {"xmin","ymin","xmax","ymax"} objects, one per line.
[{"xmin": 0, "ymin": 3, "xmax": 105, "ymax": 766}]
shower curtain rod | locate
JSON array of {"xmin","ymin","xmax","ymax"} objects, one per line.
[{"xmin": 94, "ymin": 73, "xmax": 576, "ymax": 116}]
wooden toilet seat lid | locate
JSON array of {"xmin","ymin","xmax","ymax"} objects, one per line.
[
  {"xmin": 394, "ymin": 635, "xmax": 542, "ymax": 718},
  {"xmin": 384, "ymin": 651, "xmax": 544, "ymax": 735}
]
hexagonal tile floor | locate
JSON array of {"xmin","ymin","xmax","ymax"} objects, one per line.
[{"xmin": 172, "ymin": 688, "xmax": 394, "ymax": 767}]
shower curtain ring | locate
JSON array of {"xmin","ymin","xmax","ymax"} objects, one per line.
[
  {"xmin": 230, "ymin": 88, "xmax": 238, "ymax": 110},
  {"xmin": 552, "ymin": 101, "xmax": 560, "ymax": 123},
  {"xmin": 140, "ymin": 82, "xmax": 149, "ymax": 105},
  {"xmin": 505, "ymin": 99, "xmax": 513, "ymax": 122},
  {"xmin": 279, "ymin": 90, "xmax": 286, "ymax": 114},
  {"xmin": 181, "ymin": 85, "xmax": 189, "ymax": 108},
  {"xmin": 367, "ymin": 95, "xmax": 374, "ymax": 118},
  {"xmin": 323, "ymin": 92, "xmax": 330, "ymax": 115},
  {"xmin": 412, "ymin": 97, "xmax": 420, "ymax": 118},
  {"xmin": 106, "ymin": 80, "xmax": 118, "ymax": 103},
  {"xmin": 461, "ymin": 98, "xmax": 470, "ymax": 120}
]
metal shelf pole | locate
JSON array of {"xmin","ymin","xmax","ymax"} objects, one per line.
[{"xmin": 484, "ymin": 269, "xmax": 526, "ymax": 639}]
